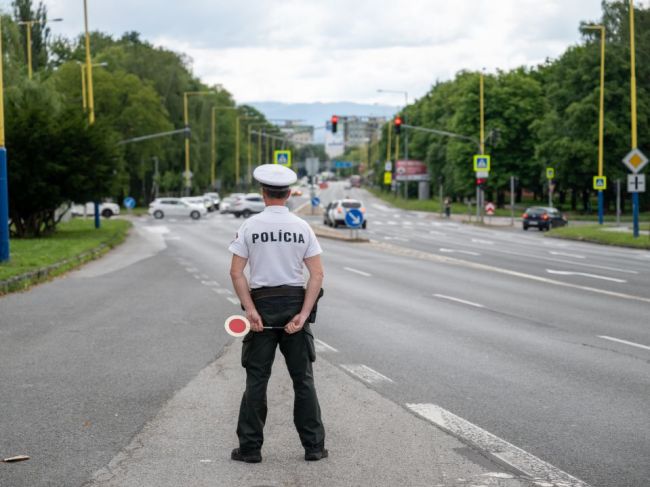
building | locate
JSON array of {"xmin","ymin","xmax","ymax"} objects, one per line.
[{"xmin": 277, "ymin": 122, "xmax": 314, "ymax": 146}]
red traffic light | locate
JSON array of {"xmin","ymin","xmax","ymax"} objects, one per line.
[
  {"xmin": 476, "ymin": 178, "xmax": 487, "ymax": 186},
  {"xmin": 394, "ymin": 116, "xmax": 402, "ymax": 135},
  {"xmin": 331, "ymin": 115, "xmax": 338, "ymax": 134}
]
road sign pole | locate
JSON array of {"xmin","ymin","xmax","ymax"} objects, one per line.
[
  {"xmin": 476, "ymin": 186, "xmax": 479, "ymax": 222},
  {"xmin": 0, "ymin": 148, "xmax": 9, "ymax": 262},
  {"xmin": 548, "ymin": 185, "xmax": 552, "ymax": 207},
  {"xmin": 94, "ymin": 201, "xmax": 100, "ymax": 229},
  {"xmin": 597, "ymin": 190, "xmax": 604, "ymax": 225},
  {"xmin": 510, "ymin": 176, "xmax": 515, "ymax": 226},
  {"xmin": 633, "ymin": 192, "xmax": 639, "ymax": 237},
  {"xmin": 616, "ymin": 179, "xmax": 621, "ymax": 226}
]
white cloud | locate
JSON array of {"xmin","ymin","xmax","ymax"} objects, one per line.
[{"xmin": 2, "ymin": 0, "xmax": 605, "ymax": 103}]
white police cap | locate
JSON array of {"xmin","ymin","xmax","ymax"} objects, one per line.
[{"xmin": 253, "ymin": 164, "xmax": 297, "ymax": 189}]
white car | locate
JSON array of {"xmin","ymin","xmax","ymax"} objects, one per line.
[
  {"xmin": 325, "ymin": 198, "xmax": 367, "ymax": 229},
  {"xmin": 71, "ymin": 202, "xmax": 121, "ymax": 219},
  {"xmin": 230, "ymin": 193, "xmax": 265, "ymax": 218},
  {"xmin": 182, "ymin": 196, "xmax": 213, "ymax": 213},
  {"xmin": 149, "ymin": 198, "xmax": 207, "ymax": 220}
]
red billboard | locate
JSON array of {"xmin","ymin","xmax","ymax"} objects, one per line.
[{"xmin": 395, "ymin": 160, "xmax": 430, "ymax": 181}]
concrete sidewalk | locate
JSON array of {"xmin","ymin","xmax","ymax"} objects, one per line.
[{"xmin": 84, "ymin": 341, "xmax": 536, "ymax": 487}]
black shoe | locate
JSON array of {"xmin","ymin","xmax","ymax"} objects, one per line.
[
  {"xmin": 231, "ymin": 448, "xmax": 262, "ymax": 463},
  {"xmin": 305, "ymin": 448, "xmax": 328, "ymax": 461}
]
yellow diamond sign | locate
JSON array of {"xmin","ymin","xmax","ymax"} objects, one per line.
[{"xmin": 622, "ymin": 148, "xmax": 648, "ymax": 174}]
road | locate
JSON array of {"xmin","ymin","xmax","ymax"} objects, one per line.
[{"xmin": 1, "ymin": 184, "xmax": 648, "ymax": 486}]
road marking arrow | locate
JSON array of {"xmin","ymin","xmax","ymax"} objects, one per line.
[{"xmin": 546, "ymin": 269, "xmax": 627, "ymax": 283}]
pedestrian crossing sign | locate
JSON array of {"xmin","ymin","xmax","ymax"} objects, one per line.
[
  {"xmin": 274, "ymin": 150, "xmax": 292, "ymax": 167},
  {"xmin": 473, "ymin": 155, "xmax": 490, "ymax": 172},
  {"xmin": 546, "ymin": 168, "xmax": 555, "ymax": 179},
  {"xmin": 593, "ymin": 176, "xmax": 607, "ymax": 190}
]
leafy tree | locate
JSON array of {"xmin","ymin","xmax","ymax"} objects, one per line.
[{"xmin": 12, "ymin": 0, "xmax": 50, "ymax": 73}]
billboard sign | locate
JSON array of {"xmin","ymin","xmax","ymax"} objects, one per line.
[{"xmin": 395, "ymin": 160, "xmax": 430, "ymax": 181}]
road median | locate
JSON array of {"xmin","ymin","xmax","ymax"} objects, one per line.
[
  {"xmin": 0, "ymin": 219, "xmax": 132, "ymax": 295},
  {"xmin": 546, "ymin": 224, "xmax": 650, "ymax": 250}
]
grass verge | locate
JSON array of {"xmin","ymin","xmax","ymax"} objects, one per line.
[
  {"xmin": 547, "ymin": 224, "xmax": 650, "ymax": 250},
  {"xmin": 0, "ymin": 218, "xmax": 132, "ymax": 294}
]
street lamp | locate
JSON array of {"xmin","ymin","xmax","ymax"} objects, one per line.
[
  {"xmin": 377, "ymin": 88, "xmax": 409, "ymax": 159},
  {"xmin": 17, "ymin": 17, "xmax": 62, "ymax": 79},
  {"xmin": 628, "ymin": 0, "xmax": 640, "ymax": 238},
  {"xmin": 235, "ymin": 116, "xmax": 258, "ymax": 189},
  {"xmin": 0, "ymin": 19, "xmax": 10, "ymax": 262},
  {"xmin": 585, "ymin": 25, "xmax": 606, "ymax": 225},
  {"xmin": 183, "ymin": 90, "xmax": 217, "ymax": 193},
  {"xmin": 211, "ymin": 106, "xmax": 238, "ymax": 189},
  {"xmin": 77, "ymin": 61, "xmax": 108, "ymax": 112}
]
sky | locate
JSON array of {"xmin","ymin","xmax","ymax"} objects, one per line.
[{"xmin": 2, "ymin": 0, "xmax": 608, "ymax": 105}]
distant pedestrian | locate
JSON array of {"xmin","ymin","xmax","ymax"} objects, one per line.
[
  {"xmin": 228, "ymin": 164, "xmax": 327, "ymax": 464},
  {"xmin": 444, "ymin": 197, "xmax": 451, "ymax": 219}
]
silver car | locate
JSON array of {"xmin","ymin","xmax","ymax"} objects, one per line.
[
  {"xmin": 230, "ymin": 193, "xmax": 265, "ymax": 218},
  {"xmin": 148, "ymin": 198, "xmax": 207, "ymax": 220}
]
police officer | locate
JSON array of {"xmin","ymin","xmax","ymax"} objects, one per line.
[{"xmin": 228, "ymin": 164, "xmax": 327, "ymax": 463}]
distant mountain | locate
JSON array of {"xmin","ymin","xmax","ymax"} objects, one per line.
[{"xmin": 247, "ymin": 101, "xmax": 398, "ymax": 143}]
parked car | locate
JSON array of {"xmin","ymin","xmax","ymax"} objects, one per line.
[
  {"xmin": 204, "ymin": 192, "xmax": 221, "ymax": 211},
  {"xmin": 522, "ymin": 206, "xmax": 568, "ymax": 231},
  {"xmin": 230, "ymin": 193, "xmax": 265, "ymax": 218},
  {"xmin": 325, "ymin": 199, "xmax": 367, "ymax": 229},
  {"xmin": 291, "ymin": 186, "xmax": 303, "ymax": 197},
  {"xmin": 71, "ymin": 202, "xmax": 120, "ymax": 219},
  {"xmin": 148, "ymin": 198, "xmax": 207, "ymax": 220}
]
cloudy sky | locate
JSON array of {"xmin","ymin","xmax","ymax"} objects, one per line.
[{"xmin": 2, "ymin": 0, "xmax": 607, "ymax": 104}]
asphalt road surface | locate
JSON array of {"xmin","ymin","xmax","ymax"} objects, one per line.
[{"xmin": 1, "ymin": 184, "xmax": 648, "ymax": 487}]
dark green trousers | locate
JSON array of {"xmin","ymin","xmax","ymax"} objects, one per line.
[{"xmin": 237, "ymin": 295, "xmax": 325, "ymax": 454}]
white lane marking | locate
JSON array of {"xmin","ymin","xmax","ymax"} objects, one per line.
[
  {"xmin": 406, "ymin": 403, "xmax": 591, "ymax": 487},
  {"xmin": 340, "ymin": 364, "xmax": 393, "ymax": 384},
  {"xmin": 144, "ymin": 226, "xmax": 170, "ymax": 234},
  {"xmin": 314, "ymin": 339, "xmax": 338, "ymax": 353},
  {"xmin": 439, "ymin": 248, "xmax": 480, "ymax": 256},
  {"xmin": 185, "ymin": 267, "xmax": 198, "ymax": 273},
  {"xmin": 549, "ymin": 251, "xmax": 585, "ymax": 259},
  {"xmin": 384, "ymin": 236, "xmax": 410, "ymax": 242},
  {"xmin": 372, "ymin": 203, "xmax": 391, "ymax": 211},
  {"xmin": 597, "ymin": 335, "xmax": 650, "ymax": 351},
  {"xmin": 416, "ymin": 222, "xmax": 428, "ymax": 227},
  {"xmin": 200, "ymin": 274, "xmax": 210, "ymax": 279},
  {"xmin": 402, "ymin": 221, "xmax": 413, "ymax": 226},
  {"xmin": 227, "ymin": 297, "xmax": 240, "ymax": 305},
  {"xmin": 429, "ymin": 231, "xmax": 447, "ymax": 236},
  {"xmin": 201, "ymin": 280, "xmax": 220, "ymax": 287},
  {"xmin": 546, "ymin": 269, "xmax": 627, "ymax": 283},
  {"xmin": 373, "ymin": 221, "xmax": 384, "ymax": 225},
  {"xmin": 169, "ymin": 218, "xmax": 177, "ymax": 222},
  {"xmin": 344, "ymin": 267, "xmax": 372, "ymax": 277},
  {"xmin": 386, "ymin": 221, "xmax": 398, "ymax": 225},
  {"xmin": 213, "ymin": 288, "xmax": 232, "ymax": 295},
  {"xmin": 165, "ymin": 236, "xmax": 181, "ymax": 241},
  {"xmin": 433, "ymin": 294, "xmax": 485, "ymax": 308},
  {"xmin": 471, "ymin": 238, "xmax": 494, "ymax": 245}
]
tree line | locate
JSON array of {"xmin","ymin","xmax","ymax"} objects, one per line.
[
  {"xmin": 3, "ymin": 0, "xmax": 285, "ymax": 237},
  {"xmin": 374, "ymin": 1, "xmax": 649, "ymax": 213}
]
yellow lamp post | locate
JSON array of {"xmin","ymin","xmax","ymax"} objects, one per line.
[
  {"xmin": 77, "ymin": 61, "xmax": 108, "ymax": 112},
  {"xmin": 17, "ymin": 18, "xmax": 62, "ymax": 79},
  {"xmin": 629, "ymin": 0, "xmax": 640, "ymax": 237},
  {"xmin": 248, "ymin": 123, "xmax": 266, "ymax": 186},
  {"xmin": 585, "ymin": 25, "xmax": 606, "ymax": 224},
  {"xmin": 82, "ymin": 0, "xmax": 95, "ymax": 126},
  {"xmin": 479, "ymin": 71, "xmax": 485, "ymax": 154},
  {"xmin": 210, "ymin": 106, "xmax": 238, "ymax": 189},
  {"xmin": 183, "ymin": 91, "xmax": 216, "ymax": 193},
  {"xmin": 235, "ymin": 116, "xmax": 256, "ymax": 188}
]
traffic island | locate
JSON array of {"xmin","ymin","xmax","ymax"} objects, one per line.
[
  {"xmin": 0, "ymin": 219, "xmax": 132, "ymax": 295},
  {"xmin": 310, "ymin": 223, "xmax": 369, "ymax": 243},
  {"xmin": 546, "ymin": 224, "xmax": 650, "ymax": 249}
]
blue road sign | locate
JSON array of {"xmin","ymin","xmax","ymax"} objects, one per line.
[
  {"xmin": 311, "ymin": 197, "xmax": 321, "ymax": 207},
  {"xmin": 334, "ymin": 160, "xmax": 354, "ymax": 169},
  {"xmin": 123, "ymin": 196, "xmax": 136, "ymax": 209},
  {"xmin": 345, "ymin": 208, "xmax": 364, "ymax": 229}
]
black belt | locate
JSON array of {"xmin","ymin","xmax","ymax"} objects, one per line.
[{"xmin": 250, "ymin": 285, "xmax": 306, "ymax": 300}]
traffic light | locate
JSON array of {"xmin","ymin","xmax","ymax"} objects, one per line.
[
  {"xmin": 476, "ymin": 178, "xmax": 487, "ymax": 189},
  {"xmin": 331, "ymin": 115, "xmax": 338, "ymax": 134},
  {"xmin": 394, "ymin": 116, "xmax": 402, "ymax": 135}
]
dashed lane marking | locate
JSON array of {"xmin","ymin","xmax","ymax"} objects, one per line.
[
  {"xmin": 314, "ymin": 339, "xmax": 338, "ymax": 353},
  {"xmin": 213, "ymin": 288, "xmax": 232, "ymax": 295},
  {"xmin": 546, "ymin": 269, "xmax": 627, "ymax": 283},
  {"xmin": 384, "ymin": 236, "xmax": 409, "ymax": 242},
  {"xmin": 433, "ymin": 294, "xmax": 485, "ymax": 308},
  {"xmin": 226, "ymin": 297, "xmax": 240, "ymax": 306},
  {"xmin": 471, "ymin": 238, "xmax": 494, "ymax": 245},
  {"xmin": 201, "ymin": 281, "xmax": 220, "ymax": 287},
  {"xmin": 406, "ymin": 403, "xmax": 591, "ymax": 487},
  {"xmin": 340, "ymin": 364, "xmax": 393, "ymax": 384},
  {"xmin": 549, "ymin": 251, "xmax": 585, "ymax": 259},
  {"xmin": 343, "ymin": 267, "xmax": 372, "ymax": 277},
  {"xmin": 597, "ymin": 335, "xmax": 650, "ymax": 351},
  {"xmin": 439, "ymin": 248, "xmax": 480, "ymax": 256},
  {"xmin": 185, "ymin": 267, "xmax": 198, "ymax": 273}
]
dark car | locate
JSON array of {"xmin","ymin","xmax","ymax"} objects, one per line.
[{"xmin": 522, "ymin": 206, "xmax": 568, "ymax": 231}]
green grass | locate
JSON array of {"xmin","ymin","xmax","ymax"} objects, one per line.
[
  {"xmin": 0, "ymin": 218, "xmax": 132, "ymax": 285},
  {"xmin": 547, "ymin": 224, "xmax": 650, "ymax": 249}
]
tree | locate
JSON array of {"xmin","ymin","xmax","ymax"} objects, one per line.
[{"xmin": 12, "ymin": 0, "xmax": 50, "ymax": 74}]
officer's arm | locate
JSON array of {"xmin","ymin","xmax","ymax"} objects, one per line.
[
  {"xmin": 230, "ymin": 255, "xmax": 263, "ymax": 332},
  {"xmin": 285, "ymin": 255, "xmax": 324, "ymax": 334}
]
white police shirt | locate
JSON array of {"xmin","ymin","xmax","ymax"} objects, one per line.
[{"xmin": 228, "ymin": 205, "xmax": 322, "ymax": 289}]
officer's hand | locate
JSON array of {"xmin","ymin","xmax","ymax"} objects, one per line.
[
  {"xmin": 284, "ymin": 313, "xmax": 307, "ymax": 334},
  {"xmin": 247, "ymin": 308, "xmax": 264, "ymax": 332}
]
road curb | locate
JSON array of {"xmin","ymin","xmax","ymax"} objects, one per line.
[
  {"xmin": 310, "ymin": 223, "xmax": 369, "ymax": 243},
  {"xmin": 0, "ymin": 229, "xmax": 131, "ymax": 296}
]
